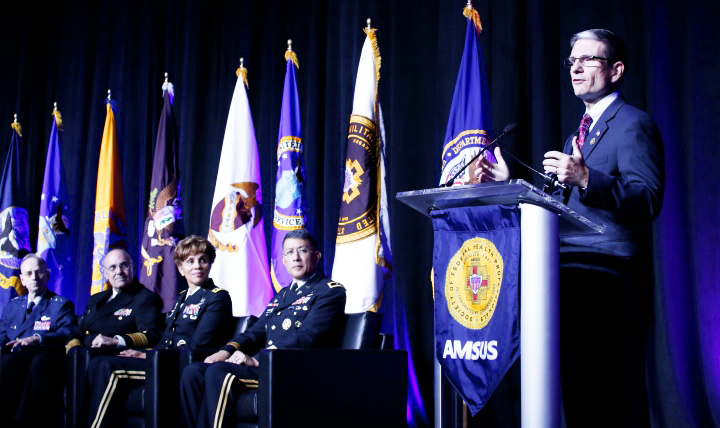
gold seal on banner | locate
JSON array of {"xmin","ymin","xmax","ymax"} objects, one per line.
[{"xmin": 445, "ymin": 237, "xmax": 504, "ymax": 330}]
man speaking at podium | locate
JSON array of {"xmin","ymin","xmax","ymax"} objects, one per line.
[{"xmin": 482, "ymin": 29, "xmax": 665, "ymax": 426}]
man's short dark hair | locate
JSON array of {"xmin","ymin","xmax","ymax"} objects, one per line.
[
  {"xmin": 570, "ymin": 29, "xmax": 628, "ymax": 66},
  {"xmin": 282, "ymin": 229, "xmax": 318, "ymax": 251}
]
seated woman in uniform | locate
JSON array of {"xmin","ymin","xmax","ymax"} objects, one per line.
[{"xmin": 86, "ymin": 235, "xmax": 234, "ymax": 428}]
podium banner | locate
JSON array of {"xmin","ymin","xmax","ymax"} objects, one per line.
[{"xmin": 431, "ymin": 205, "xmax": 520, "ymax": 415}]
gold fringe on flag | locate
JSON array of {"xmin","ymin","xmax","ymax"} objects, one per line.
[
  {"xmin": 463, "ymin": 1, "xmax": 483, "ymax": 35},
  {"xmin": 236, "ymin": 65, "xmax": 249, "ymax": 89},
  {"xmin": 363, "ymin": 26, "xmax": 382, "ymax": 86},
  {"xmin": 284, "ymin": 50, "xmax": 299, "ymax": 69},
  {"xmin": 52, "ymin": 108, "xmax": 64, "ymax": 132},
  {"xmin": 10, "ymin": 121, "xmax": 21, "ymax": 137}
]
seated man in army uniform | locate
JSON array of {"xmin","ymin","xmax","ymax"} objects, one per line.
[
  {"xmin": 180, "ymin": 229, "xmax": 346, "ymax": 428},
  {"xmin": 0, "ymin": 253, "xmax": 77, "ymax": 427},
  {"xmin": 66, "ymin": 248, "xmax": 164, "ymax": 351},
  {"xmin": 86, "ymin": 236, "xmax": 234, "ymax": 428}
]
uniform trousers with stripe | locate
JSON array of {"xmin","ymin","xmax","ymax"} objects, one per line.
[
  {"xmin": 180, "ymin": 361, "xmax": 259, "ymax": 428},
  {"xmin": 87, "ymin": 356, "xmax": 146, "ymax": 428}
]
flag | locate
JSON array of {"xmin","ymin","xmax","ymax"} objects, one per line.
[
  {"xmin": 439, "ymin": 3, "xmax": 495, "ymax": 187},
  {"xmin": 91, "ymin": 98, "xmax": 127, "ymax": 295},
  {"xmin": 208, "ymin": 62, "xmax": 273, "ymax": 316},
  {"xmin": 0, "ymin": 118, "xmax": 29, "ymax": 315},
  {"xmin": 37, "ymin": 106, "xmax": 76, "ymax": 301},
  {"xmin": 431, "ymin": 205, "xmax": 520, "ymax": 415},
  {"xmin": 139, "ymin": 79, "xmax": 184, "ymax": 312},
  {"xmin": 332, "ymin": 24, "xmax": 392, "ymax": 313},
  {"xmin": 270, "ymin": 47, "xmax": 307, "ymax": 291}
]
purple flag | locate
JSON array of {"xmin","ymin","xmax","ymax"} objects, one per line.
[{"xmin": 139, "ymin": 81, "xmax": 184, "ymax": 312}]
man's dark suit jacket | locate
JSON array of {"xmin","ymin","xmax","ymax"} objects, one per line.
[
  {"xmin": 557, "ymin": 96, "xmax": 665, "ymax": 258},
  {"xmin": 67, "ymin": 278, "xmax": 164, "ymax": 349},
  {"xmin": 0, "ymin": 290, "xmax": 76, "ymax": 346}
]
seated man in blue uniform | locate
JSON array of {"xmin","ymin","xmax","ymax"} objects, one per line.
[
  {"xmin": 86, "ymin": 236, "xmax": 234, "ymax": 428},
  {"xmin": 180, "ymin": 229, "xmax": 346, "ymax": 428},
  {"xmin": 0, "ymin": 253, "xmax": 77, "ymax": 427},
  {"xmin": 66, "ymin": 248, "xmax": 164, "ymax": 351}
]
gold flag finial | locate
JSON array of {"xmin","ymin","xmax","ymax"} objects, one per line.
[
  {"xmin": 285, "ymin": 39, "xmax": 299, "ymax": 69},
  {"xmin": 463, "ymin": 1, "xmax": 483, "ymax": 34},
  {"xmin": 236, "ymin": 57, "xmax": 249, "ymax": 88},
  {"xmin": 52, "ymin": 103, "xmax": 63, "ymax": 131},
  {"xmin": 11, "ymin": 114, "xmax": 21, "ymax": 137}
]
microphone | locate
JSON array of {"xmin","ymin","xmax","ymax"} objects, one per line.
[{"xmin": 441, "ymin": 123, "xmax": 517, "ymax": 187}]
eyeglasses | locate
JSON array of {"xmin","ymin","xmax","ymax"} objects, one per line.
[
  {"xmin": 283, "ymin": 247, "xmax": 313, "ymax": 257},
  {"xmin": 564, "ymin": 55, "xmax": 609, "ymax": 68},
  {"xmin": 104, "ymin": 261, "xmax": 131, "ymax": 273}
]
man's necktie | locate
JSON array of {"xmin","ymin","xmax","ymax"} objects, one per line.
[
  {"xmin": 24, "ymin": 301, "xmax": 35, "ymax": 322},
  {"xmin": 578, "ymin": 114, "xmax": 593, "ymax": 148}
]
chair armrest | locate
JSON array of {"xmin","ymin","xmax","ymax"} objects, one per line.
[
  {"xmin": 145, "ymin": 349, "xmax": 183, "ymax": 428},
  {"xmin": 379, "ymin": 333, "xmax": 395, "ymax": 350},
  {"xmin": 257, "ymin": 349, "xmax": 407, "ymax": 428}
]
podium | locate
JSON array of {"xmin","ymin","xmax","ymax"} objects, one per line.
[{"xmin": 396, "ymin": 179, "xmax": 604, "ymax": 428}]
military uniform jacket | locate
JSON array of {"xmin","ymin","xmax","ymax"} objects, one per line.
[
  {"xmin": 67, "ymin": 278, "xmax": 164, "ymax": 348},
  {"xmin": 0, "ymin": 290, "xmax": 77, "ymax": 346},
  {"xmin": 221, "ymin": 273, "xmax": 346, "ymax": 356},
  {"xmin": 155, "ymin": 279, "xmax": 233, "ymax": 350}
]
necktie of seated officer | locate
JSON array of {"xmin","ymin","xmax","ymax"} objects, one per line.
[{"xmin": 24, "ymin": 301, "xmax": 36, "ymax": 322}]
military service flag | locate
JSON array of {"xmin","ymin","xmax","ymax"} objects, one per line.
[
  {"xmin": 208, "ymin": 62, "xmax": 273, "ymax": 316},
  {"xmin": 0, "ymin": 117, "xmax": 29, "ymax": 315},
  {"xmin": 439, "ymin": 2, "xmax": 496, "ymax": 186},
  {"xmin": 332, "ymin": 23, "xmax": 392, "ymax": 313},
  {"xmin": 37, "ymin": 106, "xmax": 76, "ymax": 301},
  {"xmin": 271, "ymin": 45, "xmax": 307, "ymax": 291},
  {"xmin": 91, "ymin": 97, "xmax": 127, "ymax": 295},
  {"xmin": 139, "ymin": 78, "xmax": 184, "ymax": 312},
  {"xmin": 432, "ymin": 205, "xmax": 520, "ymax": 415}
]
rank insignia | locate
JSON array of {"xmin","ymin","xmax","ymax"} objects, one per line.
[
  {"xmin": 590, "ymin": 138, "xmax": 596, "ymax": 145},
  {"xmin": 114, "ymin": 308, "xmax": 132, "ymax": 317},
  {"xmin": 282, "ymin": 318, "xmax": 292, "ymax": 330}
]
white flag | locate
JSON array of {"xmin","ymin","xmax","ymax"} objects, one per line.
[
  {"xmin": 208, "ymin": 66, "xmax": 273, "ymax": 316},
  {"xmin": 332, "ymin": 26, "xmax": 392, "ymax": 313}
]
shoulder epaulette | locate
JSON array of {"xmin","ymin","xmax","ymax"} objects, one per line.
[
  {"xmin": 327, "ymin": 281, "xmax": 344, "ymax": 289},
  {"xmin": 212, "ymin": 287, "xmax": 225, "ymax": 293},
  {"xmin": 52, "ymin": 295, "xmax": 68, "ymax": 302}
]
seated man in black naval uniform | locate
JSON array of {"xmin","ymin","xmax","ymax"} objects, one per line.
[
  {"xmin": 66, "ymin": 248, "xmax": 164, "ymax": 351},
  {"xmin": 86, "ymin": 236, "xmax": 234, "ymax": 428},
  {"xmin": 180, "ymin": 229, "xmax": 346, "ymax": 428},
  {"xmin": 0, "ymin": 253, "xmax": 77, "ymax": 427}
]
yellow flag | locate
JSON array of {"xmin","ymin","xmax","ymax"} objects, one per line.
[{"xmin": 91, "ymin": 103, "xmax": 127, "ymax": 294}]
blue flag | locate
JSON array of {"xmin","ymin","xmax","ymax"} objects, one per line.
[
  {"xmin": 0, "ymin": 120, "xmax": 30, "ymax": 316},
  {"xmin": 439, "ymin": 4, "xmax": 495, "ymax": 186},
  {"xmin": 37, "ymin": 108, "xmax": 76, "ymax": 302},
  {"xmin": 431, "ymin": 205, "xmax": 520, "ymax": 415},
  {"xmin": 271, "ymin": 49, "xmax": 306, "ymax": 291}
]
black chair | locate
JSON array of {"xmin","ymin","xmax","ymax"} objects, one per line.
[
  {"xmin": 67, "ymin": 316, "xmax": 256, "ymax": 428},
  {"xmin": 224, "ymin": 312, "xmax": 407, "ymax": 428}
]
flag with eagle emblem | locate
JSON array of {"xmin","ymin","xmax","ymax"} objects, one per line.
[
  {"xmin": 139, "ymin": 79, "xmax": 184, "ymax": 312},
  {"xmin": 208, "ymin": 62, "xmax": 273, "ymax": 316}
]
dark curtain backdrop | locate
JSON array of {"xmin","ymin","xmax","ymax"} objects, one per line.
[{"xmin": 0, "ymin": 0, "xmax": 717, "ymax": 426}]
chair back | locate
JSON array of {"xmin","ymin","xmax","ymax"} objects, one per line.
[{"xmin": 341, "ymin": 312, "xmax": 383, "ymax": 349}]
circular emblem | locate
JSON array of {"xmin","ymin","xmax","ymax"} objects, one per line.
[
  {"xmin": 445, "ymin": 237, "xmax": 504, "ymax": 330},
  {"xmin": 282, "ymin": 318, "xmax": 291, "ymax": 330}
]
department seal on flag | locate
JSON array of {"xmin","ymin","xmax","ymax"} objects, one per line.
[{"xmin": 445, "ymin": 237, "xmax": 504, "ymax": 329}]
